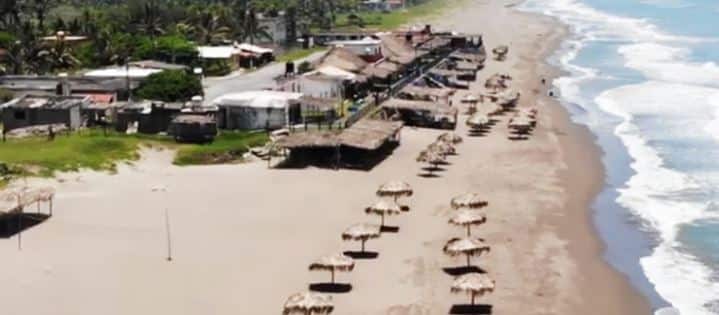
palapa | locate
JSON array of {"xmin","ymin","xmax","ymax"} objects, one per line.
[
  {"xmin": 427, "ymin": 140, "xmax": 455, "ymax": 156},
  {"xmin": 365, "ymin": 200, "xmax": 402, "ymax": 226},
  {"xmin": 461, "ymin": 94, "xmax": 479, "ymax": 104},
  {"xmin": 449, "ymin": 210, "xmax": 487, "ymax": 236},
  {"xmin": 466, "ymin": 113, "xmax": 490, "ymax": 129},
  {"xmin": 451, "ymin": 193, "xmax": 488, "ymax": 209},
  {"xmin": 0, "ymin": 186, "xmax": 55, "ymax": 215},
  {"xmin": 437, "ymin": 132, "xmax": 463, "ymax": 145},
  {"xmin": 283, "ymin": 292, "xmax": 334, "ymax": 315},
  {"xmin": 443, "ymin": 237, "xmax": 491, "ymax": 267},
  {"xmin": 377, "ymin": 181, "xmax": 413, "ymax": 200},
  {"xmin": 342, "ymin": 223, "xmax": 381, "ymax": 252},
  {"xmin": 451, "ymin": 273, "xmax": 496, "ymax": 305},
  {"xmin": 309, "ymin": 253, "xmax": 355, "ymax": 283},
  {"xmin": 417, "ymin": 149, "xmax": 446, "ymax": 175}
]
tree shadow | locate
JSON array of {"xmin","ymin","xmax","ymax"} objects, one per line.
[
  {"xmin": 449, "ymin": 304, "xmax": 493, "ymax": 315},
  {"xmin": 0, "ymin": 213, "xmax": 50, "ymax": 238},
  {"xmin": 442, "ymin": 266, "xmax": 487, "ymax": 276},
  {"xmin": 309, "ymin": 283, "xmax": 353, "ymax": 293},
  {"xmin": 343, "ymin": 251, "xmax": 379, "ymax": 260}
]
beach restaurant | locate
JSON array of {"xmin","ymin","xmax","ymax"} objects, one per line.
[{"xmin": 273, "ymin": 119, "xmax": 404, "ymax": 169}]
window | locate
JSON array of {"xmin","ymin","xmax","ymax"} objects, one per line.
[{"xmin": 14, "ymin": 110, "xmax": 26, "ymax": 120}]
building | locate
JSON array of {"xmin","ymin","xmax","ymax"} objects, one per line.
[
  {"xmin": 115, "ymin": 101, "xmax": 184, "ymax": 134},
  {"xmin": 212, "ymin": 91, "xmax": 303, "ymax": 130},
  {"xmin": 0, "ymin": 75, "xmax": 139, "ymax": 100},
  {"xmin": 1, "ymin": 94, "xmax": 88, "ymax": 132},
  {"xmin": 169, "ymin": 114, "xmax": 218, "ymax": 143},
  {"xmin": 328, "ymin": 38, "xmax": 383, "ymax": 62}
]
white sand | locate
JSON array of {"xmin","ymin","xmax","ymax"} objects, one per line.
[{"xmin": 0, "ymin": 1, "xmax": 652, "ymax": 314}]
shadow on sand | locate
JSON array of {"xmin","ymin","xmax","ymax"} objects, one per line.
[
  {"xmin": 309, "ymin": 283, "xmax": 353, "ymax": 293},
  {"xmin": 449, "ymin": 304, "xmax": 493, "ymax": 315},
  {"xmin": 343, "ymin": 251, "xmax": 379, "ymax": 260},
  {"xmin": 380, "ymin": 225, "xmax": 400, "ymax": 233},
  {"xmin": 0, "ymin": 213, "xmax": 50, "ymax": 238},
  {"xmin": 442, "ymin": 266, "xmax": 487, "ymax": 276}
]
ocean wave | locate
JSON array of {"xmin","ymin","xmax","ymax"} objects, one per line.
[
  {"xmin": 596, "ymin": 83, "xmax": 719, "ymax": 315},
  {"xmin": 520, "ymin": 0, "xmax": 719, "ymax": 314}
]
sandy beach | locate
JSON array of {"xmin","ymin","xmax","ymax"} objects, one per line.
[{"xmin": 0, "ymin": 1, "xmax": 653, "ymax": 314}]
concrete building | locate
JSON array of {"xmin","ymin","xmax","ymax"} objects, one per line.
[{"xmin": 212, "ymin": 91, "xmax": 303, "ymax": 130}]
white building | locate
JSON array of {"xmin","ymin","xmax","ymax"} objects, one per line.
[{"xmin": 212, "ymin": 91, "xmax": 302, "ymax": 130}]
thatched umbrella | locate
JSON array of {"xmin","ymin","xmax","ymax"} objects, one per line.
[
  {"xmin": 428, "ymin": 141, "xmax": 455, "ymax": 156},
  {"xmin": 438, "ymin": 132, "xmax": 463, "ymax": 145},
  {"xmin": 451, "ymin": 193, "xmax": 488, "ymax": 209},
  {"xmin": 451, "ymin": 273, "xmax": 495, "ymax": 305},
  {"xmin": 283, "ymin": 292, "xmax": 334, "ymax": 315},
  {"xmin": 461, "ymin": 94, "xmax": 479, "ymax": 104},
  {"xmin": 342, "ymin": 223, "xmax": 381, "ymax": 252},
  {"xmin": 466, "ymin": 113, "xmax": 490, "ymax": 129},
  {"xmin": 365, "ymin": 200, "xmax": 402, "ymax": 226},
  {"xmin": 443, "ymin": 237, "xmax": 490, "ymax": 267},
  {"xmin": 417, "ymin": 150, "xmax": 446, "ymax": 175},
  {"xmin": 309, "ymin": 253, "xmax": 355, "ymax": 284},
  {"xmin": 376, "ymin": 181, "xmax": 413, "ymax": 202},
  {"xmin": 449, "ymin": 210, "xmax": 487, "ymax": 236}
]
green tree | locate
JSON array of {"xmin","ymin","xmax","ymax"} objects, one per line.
[
  {"xmin": 137, "ymin": 70, "xmax": 202, "ymax": 102},
  {"xmin": 239, "ymin": 7, "xmax": 270, "ymax": 44}
]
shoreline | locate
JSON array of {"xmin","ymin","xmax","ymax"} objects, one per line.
[{"xmin": 510, "ymin": 4, "xmax": 656, "ymax": 315}]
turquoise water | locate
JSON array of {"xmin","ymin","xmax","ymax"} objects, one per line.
[{"xmin": 521, "ymin": 0, "xmax": 719, "ymax": 314}]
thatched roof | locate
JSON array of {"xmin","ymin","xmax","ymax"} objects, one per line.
[
  {"xmin": 451, "ymin": 193, "xmax": 488, "ymax": 209},
  {"xmin": 377, "ymin": 181, "xmax": 413, "ymax": 198},
  {"xmin": 342, "ymin": 223, "xmax": 381, "ymax": 241},
  {"xmin": 365, "ymin": 200, "xmax": 402, "ymax": 216},
  {"xmin": 443, "ymin": 237, "xmax": 491, "ymax": 256},
  {"xmin": 283, "ymin": 292, "xmax": 334, "ymax": 315},
  {"xmin": 492, "ymin": 45, "xmax": 509, "ymax": 54},
  {"xmin": 416, "ymin": 149, "xmax": 446, "ymax": 164},
  {"xmin": 428, "ymin": 140, "xmax": 455, "ymax": 156},
  {"xmin": 361, "ymin": 65, "xmax": 394, "ymax": 79},
  {"xmin": 450, "ymin": 51, "xmax": 485, "ymax": 63},
  {"xmin": 400, "ymin": 86, "xmax": 455, "ymax": 100},
  {"xmin": 314, "ymin": 47, "xmax": 368, "ymax": 73},
  {"xmin": 379, "ymin": 35, "xmax": 419, "ymax": 65},
  {"xmin": 454, "ymin": 61, "xmax": 479, "ymax": 71},
  {"xmin": 418, "ymin": 37, "xmax": 451, "ymax": 51},
  {"xmin": 438, "ymin": 132, "xmax": 463, "ymax": 145},
  {"xmin": 274, "ymin": 131, "xmax": 340, "ymax": 149},
  {"xmin": 485, "ymin": 73, "xmax": 511, "ymax": 90},
  {"xmin": 339, "ymin": 119, "xmax": 403, "ymax": 151},
  {"xmin": 461, "ymin": 94, "xmax": 479, "ymax": 103},
  {"xmin": 275, "ymin": 120, "xmax": 402, "ymax": 151},
  {"xmin": 0, "ymin": 186, "xmax": 55, "ymax": 215},
  {"xmin": 309, "ymin": 254, "xmax": 355, "ymax": 272},
  {"xmin": 451, "ymin": 273, "xmax": 495, "ymax": 296},
  {"xmin": 382, "ymin": 98, "xmax": 457, "ymax": 116},
  {"xmin": 466, "ymin": 113, "xmax": 490, "ymax": 128},
  {"xmin": 449, "ymin": 210, "xmax": 487, "ymax": 226}
]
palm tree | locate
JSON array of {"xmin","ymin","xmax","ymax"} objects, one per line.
[
  {"xmin": 0, "ymin": 0, "xmax": 22, "ymax": 32},
  {"xmin": 29, "ymin": 0, "xmax": 55, "ymax": 33},
  {"xmin": 185, "ymin": 5, "xmax": 232, "ymax": 45},
  {"xmin": 240, "ymin": 8, "xmax": 270, "ymax": 44},
  {"xmin": 132, "ymin": 0, "xmax": 165, "ymax": 38},
  {"xmin": 37, "ymin": 39, "xmax": 80, "ymax": 72}
]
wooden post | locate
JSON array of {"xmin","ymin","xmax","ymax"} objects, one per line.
[
  {"xmin": 17, "ymin": 207, "xmax": 22, "ymax": 250},
  {"xmin": 49, "ymin": 198, "xmax": 53, "ymax": 216},
  {"xmin": 165, "ymin": 208, "xmax": 172, "ymax": 262}
]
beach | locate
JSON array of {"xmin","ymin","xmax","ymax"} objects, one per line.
[{"xmin": 0, "ymin": 1, "xmax": 653, "ymax": 314}]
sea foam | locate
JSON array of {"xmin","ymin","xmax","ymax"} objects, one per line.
[{"xmin": 520, "ymin": 0, "xmax": 719, "ymax": 314}]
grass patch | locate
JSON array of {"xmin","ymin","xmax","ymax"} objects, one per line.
[
  {"xmin": 277, "ymin": 47, "xmax": 326, "ymax": 63},
  {"xmin": 336, "ymin": 0, "xmax": 460, "ymax": 31},
  {"xmin": 0, "ymin": 130, "xmax": 170, "ymax": 177},
  {"xmin": 173, "ymin": 131, "xmax": 270, "ymax": 166}
]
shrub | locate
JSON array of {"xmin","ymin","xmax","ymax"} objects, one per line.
[{"xmin": 136, "ymin": 70, "xmax": 202, "ymax": 102}]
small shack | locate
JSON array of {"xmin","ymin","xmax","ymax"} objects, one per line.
[
  {"xmin": 397, "ymin": 85, "xmax": 454, "ymax": 102},
  {"xmin": 381, "ymin": 98, "xmax": 457, "ymax": 129},
  {"xmin": 1, "ymin": 94, "xmax": 87, "ymax": 132},
  {"xmin": 169, "ymin": 114, "xmax": 218, "ymax": 142},
  {"xmin": 115, "ymin": 101, "xmax": 183, "ymax": 134}
]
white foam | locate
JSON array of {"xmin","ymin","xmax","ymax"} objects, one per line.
[
  {"xmin": 596, "ymin": 83, "xmax": 719, "ymax": 315},
  {"xmin": 520, "ymin": 0, "xmax": 719, "ymax": 314}
]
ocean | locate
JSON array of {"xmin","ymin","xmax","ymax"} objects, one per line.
[{"xmin": 519, "ymin": 0, "xmax": 719, "ymax": 314}]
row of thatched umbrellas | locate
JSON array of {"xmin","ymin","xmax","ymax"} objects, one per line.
[
  {"xmin": 283, "ymin": 181, "xmax": 413, "ymax": 315},
  {"xmin": 416, "ymin": 132, "xmax": 463, "ymax": 175},
  {"xmin": 443, "ymin": 193, "xmax": 496, "ymax": 307},
  {"xmin": 508, "ymin": 107, "xmax": 539, "ymax": 139}
]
